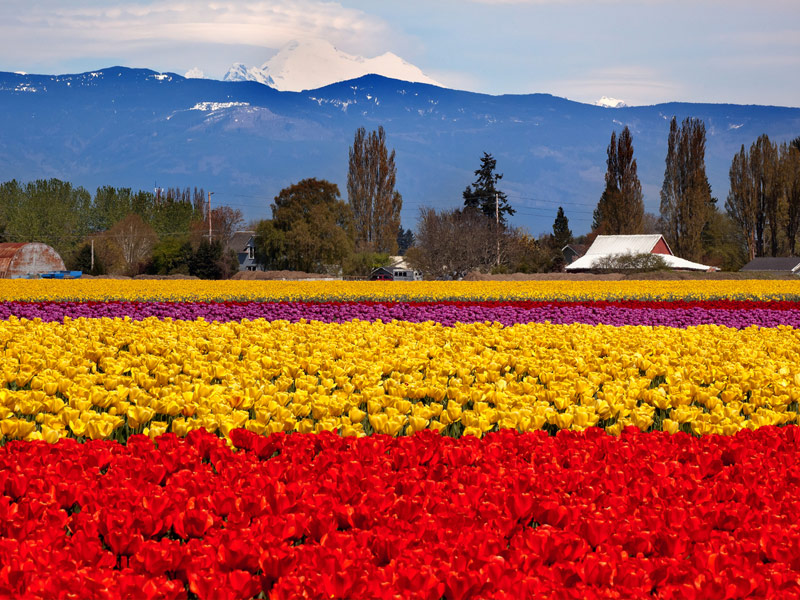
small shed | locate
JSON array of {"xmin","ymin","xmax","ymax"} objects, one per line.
[
  {"xmin": 740, "ymin": 257, "xmax": 800, "ymax": 273},
  {"xmin": 0, "ymin": 243, "xmax": 66, "ymax": 278}
]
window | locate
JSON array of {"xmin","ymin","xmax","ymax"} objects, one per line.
[
  {"xmin": 247, "ymin": 266, "xmax": 256, "ymax": 271},
  {"xmin": 248, "ymin": 246, "xmax": 255, "ymax": 260}
]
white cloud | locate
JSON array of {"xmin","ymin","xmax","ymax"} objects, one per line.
[
  {"xmin": 538, "ymin": 66, "xmax": 683, "ymax": 106},
  {"xmin": 0, "ymin": 1, "xmax": 398, "ymax": 75}
]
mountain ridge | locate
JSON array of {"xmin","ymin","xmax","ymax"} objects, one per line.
[{"xmin": 1, "ymin": 66, "xmax": 798, "ymax": 234}]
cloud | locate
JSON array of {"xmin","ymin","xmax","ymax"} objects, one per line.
[
  {"xmin": 538, "ymin": 66, "xmax": 683, "ymax": 106},
  {"xmin": 0, "ymin": 1, "xmax": 397, "ymax": 74}
]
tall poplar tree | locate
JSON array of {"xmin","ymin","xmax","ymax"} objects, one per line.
[
  {"xmin": 659, "ymin": 117, "xmax": 714, "ymax": 261},
  {"xmin": 593, "ymin": 127, "xmax": 644, "ymax": 234},
  {"xmin": 781, "ymin": 142, "xmax": 800, "ymax": 255},
  {"xmin": 725, "ymin": 135, "xmax": 781, "ymax": 259},
  {"xmin": 347, "ymin": 126, "xmax": 402, "ymax": 254}
]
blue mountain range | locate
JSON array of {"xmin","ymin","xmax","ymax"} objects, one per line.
[{"xmin": 1, "ymin": 66, "xmax": 798, "ymax": 234}]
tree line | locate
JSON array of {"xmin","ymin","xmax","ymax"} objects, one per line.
[
  {"xmin": 253, "ymin": 126, "xmax": 411, "ymax": 276},
  {"xmin": 572, "ymin": 119, "xmax": 800, "ymax": 270},
  {"xmin": 0, "ymin": 181, "xmax": 244, "ymax": 277}
]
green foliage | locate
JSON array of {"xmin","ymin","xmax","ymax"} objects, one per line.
[
  {"xmin": 552, "ymin": 206, "xmax": 573, "ymax": 249},
  {"xmin": 0, "ymin": 179, "xmax": 91, "ymax": 255},
  {"xmin": 147, "ymin": 237, "xmax": 194, "ymax": 275},
  {"xmin": 463, "ymin": 152, "xmax": 514, "ymax": 225},
  {"xmin": 701, "ymin": 209, "xmax": 748, "ymax": 271},
  {"xmin": 66, "ymin": 243, "xmax": 105, "ymax": 275},
  {"xmin": 189, "ymin": 239, "xmax": 228, "ymax": 279},
  {"xmin": 591, "ymin": 252, "xmax": 669, "ymax": 272},
  {"xmin": 594, "ymin": 127, "xmax": 644, "ymax": 235},
  {"xmin": 342, "ymin": 252, "xmax": 390, "ymax": 277},
  {"xmin": 257, "ymin": 178, "xmax": 354, "ymax": 273},
  {"xmin": 397, "ymin": 227, "xmax": 414, "ymax": 256}
]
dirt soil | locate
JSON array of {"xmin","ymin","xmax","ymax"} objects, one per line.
[{"xmin": 231, "ymin": 270, "xmax": 335, "ymax": 281}]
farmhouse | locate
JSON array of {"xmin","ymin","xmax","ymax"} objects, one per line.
[
  {"xmin": 370, "ymin": 256, "xmax": 423, "ymax": 281},
  {"xmin": 565, "ymin": 234, "xmax": 716, "ymax": 271},
  {"xmin": 226, "ymin": 231, "xmax": 259, "ymax": 272},
  {"xmin": 0, "ymin": 243, "xmax": 66, "ymax": 278}
]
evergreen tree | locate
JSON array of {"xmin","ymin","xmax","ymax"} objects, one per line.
[
  {"xmin": 660, "ymin": 117, "xmax": 714, "ymax": 261},
  {"xmin": 463, "ymin": 152, "xmax": 514, "ymax": 225},
  {"xmin": 552, "ymin": 206, "xmax": 573, "ymax": 249},
  {"xmin": 593, "ymin": 127, "xmax": 644, "ymax": 234},
  {"xmin": 347, "ymin": 126, "xmax": 402, "ymax": 254},
  {"xmin": 397, "ymin": 226, "xmax": 415, "ymax": 255}
]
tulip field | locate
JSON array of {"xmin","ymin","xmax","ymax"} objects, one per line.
[{"xmin": 3, "ymin": 279, "xmax": 800, "ymax": 599}]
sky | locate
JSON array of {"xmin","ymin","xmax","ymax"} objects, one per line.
[{"xmin": 1, "ymin": 0, "xmax": 798, "ymax": 107}]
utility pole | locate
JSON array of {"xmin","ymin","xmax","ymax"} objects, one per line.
[
  {"xmin": 495, "ymin": 192, "xmax": 500, "ymax": 267},
  {"xmin": 207, "ymin": 191, "xmax": 214, "ymax": 241}
]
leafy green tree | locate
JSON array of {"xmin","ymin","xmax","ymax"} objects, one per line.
[
  {"xmin": 347, "ymin": 126, "xmax": 402, "ymax": 253},
  {"xmin": 552, "ymin": 206, "xmax": 573, "ymax": 249},
  {"xmin": 593, "ymin": 127, "xmax": 644, "ymax": 234},
  {"xmin": 342, "ymin": 252, "xmax": 390, "ymax": 277},
  {"xmin": 463, "ymin": 152, "xmax": 514, "ymax": 225},
  {"xmin": 257, "ymin": 178, "xmax": 354, "ymax": 272},
  {"xmin": 4, "ymin": 179, "xmax": 91, "ymax": 255},
  {"xmin": 147, "ymin": 237, "xmax": 194, "ymax": 275}
]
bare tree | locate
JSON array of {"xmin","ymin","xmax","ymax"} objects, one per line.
[
  {"xmin": 660, "ymin": 117, "xmax": 714, "ymax": 261},
  {"xmin": 106, "ymin": 214, "xmax": 158, "ymax": 275},
  {"xmin": 347, "ymin": 126, "xmax": 402, "ymax": 254},
  {"xmin": 780, "ymin": 142, "xmax": 800, "ymax": 255},
  {"xmin": 725, "ymin": 135, "xmax": 781, "ymax": 259}
]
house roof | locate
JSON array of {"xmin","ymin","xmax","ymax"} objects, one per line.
[
  {"xmin": 583, "ymin": 234, "xmax": 672, "ymax": 256},
  {"xmin": 227, "ymin": 231, "xmax": 255, "ymax": 253},
  {"xmin": 566, "ymin": 252, "xmax": 713, "ymax": 271},
  {"xmin": 561, "ymin": 244, "xmax": 588, "ymax": 256},
  {"xmin": 740, "ymin": 257, "xmax": 800, "ymax": 272}
]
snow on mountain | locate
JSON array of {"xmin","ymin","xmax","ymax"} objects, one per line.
[
  {"xmin": 223, "ymin": 39, "xmax": 441, "ymax": 91},
  {"xmin": 595, "ymin": 96, "xmax": 628, "ymax": 108},
  {"xmin": 184, "ymin": 68, "xmax": 206, "ymax": 79}
]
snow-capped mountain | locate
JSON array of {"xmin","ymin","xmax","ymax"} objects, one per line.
[
  {"xmin": 1, "ymin": 66, "xmax": 798, "ymax": 234},
  {"xmin": 595, "ymin": 96, "xmax": 628, "ymax": 108},
  {"xmin": 223, "ymin": 39, "xmax": 441, "ymax": 92}
]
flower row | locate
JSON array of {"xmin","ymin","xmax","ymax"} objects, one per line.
[
  {"xmin": 15, "ymin": 299, "xmax": 800, "ymax": 328},
  {"xmin": 3, "ymin": 427, "xmax": 800, "ymax": 599},
  {"xmin": 3, "ymin": 299, "xmax": 800, "ymax": 328},
  {"xmin": 3, "ymin": 279, "xmax": 800, "ymax": 302},
  {"xmin": 2, "ymin": 318, "xmax": 799, "ymax": 442}
]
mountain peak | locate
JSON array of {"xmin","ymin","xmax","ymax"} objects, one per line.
[
  {"xmin": 595, "ymin": 96, "xmax": 627, "ymax": 108},
  {"xmin": 223, "ymin": 39, "xmax": 440, "ymax": 92}
]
